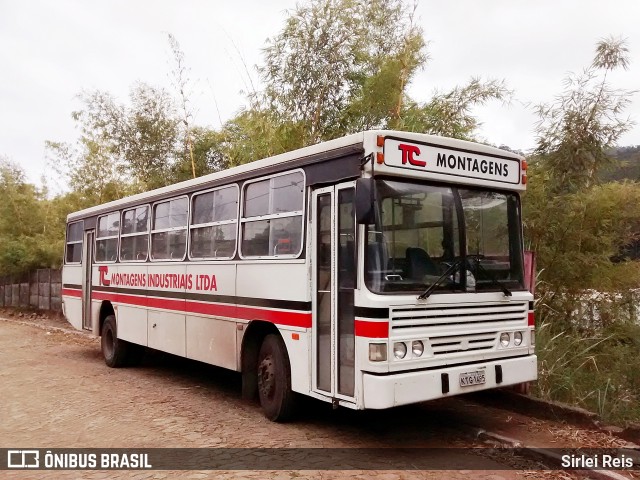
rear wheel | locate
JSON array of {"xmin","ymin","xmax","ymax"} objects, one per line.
[
  {"xmin": 511, "ymin": 381, "xmax": 531, "ymax": 395},
  {"xmin": 257, "ymin": 334, "xmax": 296, "ymax": 422},
  {"xmin": 101, "ymin": 315, "xmax": 144, "ymax": 367}
]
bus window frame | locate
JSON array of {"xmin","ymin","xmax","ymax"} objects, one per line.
[
  {"xmin": 239, "ymin": 169, "xmax": 306, "ymax": 260},
  {"xmin": 188, "ymin": 184, "xmax": 240, "ymax": 261},
  {"xmin": 119, "ymin": 204, "xmax": 151, "ymax": 263},
  {"xmin": 65, "ymin": 220, "xmax": 84, "ymax": 264},
  {"xmin": 94, "ymin": 212, "xmax": 120, "ymax": 264},
  {"xmin": 150, "ymin": 195, "xmax": 190, "ymax": 262}
]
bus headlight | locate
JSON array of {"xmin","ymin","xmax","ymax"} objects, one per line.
[
  {"xmin": 369, "ymin": 343, "xmax": 387, "ymax": 362},
  {"xmin": 499, "ymin": 332, "xmax": 510, "ymax": 347},
  {"xmin": 514, "ymin": 331, "xmax": 523, "ymax": 346},
  {"xmin": 393, "ymin": 342, "xmax": 407, "ymax": 359},
  {"xmin": 412, "ymin": 340, "xmax": 424, "ymax": 357}
]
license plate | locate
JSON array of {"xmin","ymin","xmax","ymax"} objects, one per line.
[{"xmin": 459, "ymin": 370, "xmax": 486, "ymax": 387}]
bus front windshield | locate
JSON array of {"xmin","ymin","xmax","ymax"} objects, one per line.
[{"xmin": 365, "ymin": 179, "xmax": 524, "ymax": 295}]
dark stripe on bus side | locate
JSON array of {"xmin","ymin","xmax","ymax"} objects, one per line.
[{"xmin": 354, "ymin": 306, "xmax": 389, "ymax": 319}]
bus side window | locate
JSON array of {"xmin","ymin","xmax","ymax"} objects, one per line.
[
  {"xmin": 241, "ymin": 171, "xmax": 304, "ymax": 259},
  {"xmin": 96, "ymin": 212, "xmax": 119, "ymax": 263},
  {"xmin": 120, "ymin": 206, "xmax": 149, "ymax": 262},
  {"xmin": 189, "ymin": 186, "xmax": 239, "ymax": 260},
  {"xmin": 151, "ymin": 198, "xmax": 188, "ymax": 261},
  {"xmin": 65, "ymin": 221, "xmax": 84, "ymax": 263}
]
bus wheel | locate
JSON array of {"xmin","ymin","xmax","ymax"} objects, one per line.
[
  {"xmin": 511, "ymin": 381, "xmax": 531, "ymax": 395},
  {"xmin": 257, "ymin": 334, "xmax": 296, "ymax": 422},
  {"xmin": 101, "ymin": 315, "xmax": 139, "ymax": 368}
]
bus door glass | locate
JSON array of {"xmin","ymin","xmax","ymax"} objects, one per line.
[
  {"xmin": 311, "ymin": 183, "xmax": 356, "ymax": 400},
  {"xmin": 82, "ymin": 230, "xmax": 94, "ymax": 331}
]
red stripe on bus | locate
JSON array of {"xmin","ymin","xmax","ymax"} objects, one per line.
[
  {"xmin": 354, "ymin": 320, "xmax": 388, "ymax": 338},
  {"xmin": 90, "ymin": 291, "xmax": 312, "ymax": 329},
  {"xmin": 184, "ymin": 301, "xmax": 311, "ymax": 328},
  {"xmin": 71, "ymin": 289, "xmax": 383, "ymax": 336},
  {"xmin": 92, "ymin": 290, "xmax": 150, "ymax": 307},
  {"xmin": 235, "ymin": 305, "xmax": 311, "ymax": 328},
  {"xmin": 62, "ymin": 288, "xmax": 82, "ymax": 298}
]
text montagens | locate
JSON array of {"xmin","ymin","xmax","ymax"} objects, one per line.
[{"xmin": 436, "ymin": 152, "xmax": 509, "ymax": 178}]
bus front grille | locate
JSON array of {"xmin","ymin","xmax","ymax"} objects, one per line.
[
  {"xmin": 429, "ymin": 331, "xmax": 497, "ymax": 355},
  {"xmin": 390, "ymin": 302, "xmax": 528, "ymax": 330}
]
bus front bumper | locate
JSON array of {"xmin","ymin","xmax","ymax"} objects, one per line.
[{"xmin": 362, "ymin": 355, "xmax": 537, "ymax": 409}]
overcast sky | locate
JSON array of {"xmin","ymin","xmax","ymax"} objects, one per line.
[{"xmin": 1, "ymin": 0, "xmax": 639, "ymax": 187}]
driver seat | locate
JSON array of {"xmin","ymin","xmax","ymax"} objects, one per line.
[{"xmin": 405, "ymin": 247, "xmax": 439, "ymax": 280}]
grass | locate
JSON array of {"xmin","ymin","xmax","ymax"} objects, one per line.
[{"xmin": 534, "ymin": 309, "xmax": 640, "ymax": 426}]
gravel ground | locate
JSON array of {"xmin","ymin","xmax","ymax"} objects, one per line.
[{"xmin": 0, "ymin": 312, "xmax": 603, "ymax": 479}]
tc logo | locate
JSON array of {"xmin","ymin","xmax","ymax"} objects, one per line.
[
  {"xmin": 398, "ymin": 143, "xmax": 425, "ymax": 167},
  {"xmin": 7, "ymin": 450, "xmax": 39, "ymax": 469},
  {"xmin": 99, "ymin": 265, "xmax": 111, "ymax": 286}
]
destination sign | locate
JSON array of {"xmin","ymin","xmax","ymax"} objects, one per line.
[{"xmin": 383, "ymin": 138, "xmax": 521, "ymax": 184}]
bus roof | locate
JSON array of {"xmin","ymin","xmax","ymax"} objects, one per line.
[{"xmin": 66, "ymin": 130, "xmax": 523, "ymax": 222}]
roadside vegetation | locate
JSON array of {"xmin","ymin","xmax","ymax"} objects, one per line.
[
  {"xmin": 1, "ymin": 0, "xmax": 639, "ymax": 425},
  {"xmin": 525, "ymin": 36, "xmax": 640, "ymax": 425}
]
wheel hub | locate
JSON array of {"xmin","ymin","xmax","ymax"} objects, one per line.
[{"xmin": 258, "ymin": 355, "xmax": 275, "ymax": 399}]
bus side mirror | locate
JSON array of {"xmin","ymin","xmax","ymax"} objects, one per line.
[{"xmin": 355, "ymin": 178, "xmax": 375, "ymax": 224}]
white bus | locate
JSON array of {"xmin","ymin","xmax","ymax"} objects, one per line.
[{"xmin": 62, "ymin": 130, "xmax": 536, "ymax": 421}]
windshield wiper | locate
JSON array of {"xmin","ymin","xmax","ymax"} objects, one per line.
[
  {"xmin": 418, "ymin": 259, "xmax": 463, "ymax": 300},
  {"xmin": 472, "ymin": 257, "xmax": 512, "ymax": 297}
]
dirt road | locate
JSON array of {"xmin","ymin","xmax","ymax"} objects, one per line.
[{"xmin": 0, "ymin": 314, "xmax": 602, "ymax": 479}]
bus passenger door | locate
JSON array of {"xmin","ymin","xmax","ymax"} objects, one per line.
[
  {"xmin": 311, "ymin": 183, "xmax": 356, "ymax": 402},
  {"xmin": 81, "ymin": 230, "xmax": 94, "ymax": 331}
]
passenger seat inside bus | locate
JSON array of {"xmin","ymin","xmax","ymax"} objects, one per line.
[{"xmin": 405, "ymin": 247, "xmax": 439, "ymax": 281}]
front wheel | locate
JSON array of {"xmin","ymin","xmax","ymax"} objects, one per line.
[
  {"xmin": 101, "ymin": 315, "xmax": 144, "ymax": 367},
  {"xmin": 511, "ymin": 381, "xmax": 531, "ymax": 395},
  {"xmin": 257, "ymin": 334, "xmax": 297, "ymax": 422}
]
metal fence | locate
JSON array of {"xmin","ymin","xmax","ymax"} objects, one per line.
[{"xmin": 0, "ymin": 269, "xmax": 62, "ymax": 311}]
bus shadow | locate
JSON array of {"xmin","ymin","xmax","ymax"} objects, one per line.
[
  {"xmin": 137, "ymin": 347, "xmax": 242, "ymax": 397},
  {"xmin": 133, "ymin": 347, "xmax": 472, "ymax": 446},
  {"xmin": 297, "ymin": 398, "xmax": 471, "ymax": 446}
]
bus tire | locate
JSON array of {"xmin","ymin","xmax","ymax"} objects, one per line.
[
  {"xmin": 511, "ymin": 381, "xmax": 531, "ymax": 395},
  {"xmin": 101, "ymin": 315, "xmax": 135, "ymax": 368},
  {"xmin": 257, "ymin": 334, "xmax": 296, "ymax": 422}
]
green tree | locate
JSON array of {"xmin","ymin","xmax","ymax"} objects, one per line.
[
  {"xmin": 261, "ymin": 0, "xmax": 426, "ymax": 144},
  {"xmin": 169, "ymin": 126, "xmax": 230, "ymax": 181},
  {"xmin": 258, "ymin": 0, "xmax": 509, "ymax": 147},
  {"xmin": 167, "ymin": 33, "xmax": 198, "ymax": 179},
  {"xmin": 525, "ymin": 36, "xmax": 639, "ymax": 294},
  {"xmin": 0, "ymin": 159, "xmax": 62, "ymax": 276},
  {"xmin": 63, "ymin": 81, "xmax": 223, "ymax": 190},
  {"xmin": 399, "ymin": 78, "xmax": 511, "ymax": 139},
  {"xmin": 48, "ymin": 1, "xmax": 513, "ymax": 196},
  {"xmin": 213, "ymin": 109, "xmax": 307, "ymax": 167},
  {"xmin": 69, "ymin": 84, "xmax": 181, "ymax": 190},
  {"xmin": 523, "ymin": 38, "xmax": 640, "ymax": 423},
  {"xmin": 533, "ymin": 36, "xmax": 635, "ymax": 194},
  {"xmin": 45, "ymin": 138, "xmax": 127, "ymax": 209}
]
